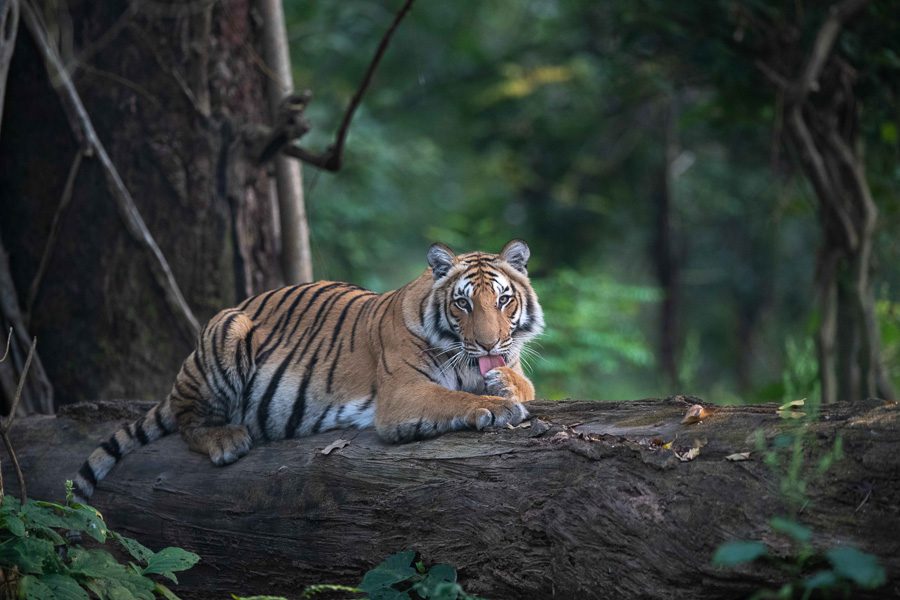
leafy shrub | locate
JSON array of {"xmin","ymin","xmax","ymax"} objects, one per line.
[
  {"xmin": 711, "ymin": 397, "xmax": 885, "ymax": 598},
  {"xmin": 0, "ymin": 484, "xmax": 199, "ymax": 600},
  {"xmin": 234, "ymin": 550, "xmax": 482, "ymax": 600}
]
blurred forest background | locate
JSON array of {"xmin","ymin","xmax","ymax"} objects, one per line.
[{"xmin": 0, "ymin": 0, "xmax": 898, "ymax": 410}]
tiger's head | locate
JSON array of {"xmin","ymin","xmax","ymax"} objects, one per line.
[{"xmin": 424, "ymin": 239, "xmax": 544, "ymax": 375}]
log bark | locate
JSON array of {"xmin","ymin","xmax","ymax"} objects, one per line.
[{"xmin": 4, "ymin": 397, "xmax": 899, "ymax": 599}]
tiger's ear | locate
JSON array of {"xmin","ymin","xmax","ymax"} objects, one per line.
[
  {"xmin": 500, "ymin": 239, "xmax": 530, "ymax": 275},
  {"xmin": 427, "ymin": 243, "xmax": 456, "ymax": 280}
]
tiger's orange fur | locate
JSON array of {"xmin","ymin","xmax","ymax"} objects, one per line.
[{"xmin": 73, "ymin": 240, "xmax": 544, "ymax": 502}]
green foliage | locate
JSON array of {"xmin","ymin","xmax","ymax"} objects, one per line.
[
  {"xmin": 233, "ymin": 551, "xmax": 481, "ymax": 600},
  {"xmin": 359, "ymin": 550, "xmax": 478, "ymax": 600},
  {"xmin": 532, "ymin": 271, "xmax": 659, "ymax": 399},
  {"xmin": 712, "ymin": 406, "xmax": 884, "ymax": 598},
  {"xmin": 780, "ymin": 338, "xmax": 820, "ymax": 406},
  {"xmin": 712, "ymin": 541, "xmax": 768, "ymax": 567},
  {"xmin": 0, "ymin": 487, "xmax": 199, "ymax": 600}
]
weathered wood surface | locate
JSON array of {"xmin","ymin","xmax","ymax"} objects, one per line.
[{"xmin": 5, "ymin": 397, "xmax": 899, "ymax": 599}]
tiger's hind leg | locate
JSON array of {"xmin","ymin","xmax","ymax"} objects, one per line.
[
  {"xmin": 172, "ymin": 307, "xmax": 257, "ymax": 466},
  {"xmin": 181, "ymin": 424, "xmax": 252, "ymax": 466}
]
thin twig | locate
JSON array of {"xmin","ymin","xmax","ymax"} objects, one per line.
[
  {"xmin": 279, "ymin": 0, "xmax": 416, "ymax": 171},
  {"xmin": 26, "ymin": 149, "xmax": 84, "ymax": 322},
  {"xmin": 0, "ymin": 337, "xmax": 35, "ymax": 503},
  {"xmin": 22, "ymin": 0, "xmax": 200, "ymax": 339},
  {"xmin": 0, "ymin": 328, "xmax": 10, "ymax": 363},
  {"xmin": 854, "ymin": 487, "xmax": 872, "ymax": 513}
]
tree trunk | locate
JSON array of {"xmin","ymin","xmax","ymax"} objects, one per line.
[
  {"xmin": 652, "ymin": 97, "xmax": 681, "ymax": 388},
  {"xmin": 0, "ymin": 1, "xmax": 281, "ymax": 407},
  {"xmin": 259, "ymin": 0, "xmax": 313, "ymax": 284},
  {"xmin": 6, "ymin": 397, "xmax": 899, "ymax": 599},
  {"xmin": 0, "ymin": 0, "xmax": 54, "ymax": 416}
]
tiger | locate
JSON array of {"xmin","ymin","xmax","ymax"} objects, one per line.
[{"xmin": 72, "ymin": 239, "xmax": 544, "ymax": 503}]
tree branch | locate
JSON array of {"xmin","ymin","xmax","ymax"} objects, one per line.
[
  {"xmin": 792, "ymin": 0, "xmax": 870, "ymax": 103},
  {"xmin": 22, "ymin": 0, "xmax": 200, "ymax": 339},
  {"xmin": 272, "ymin": 0, "xmax": 416, "ymax": 171},
  {"xmin": 26, "ymin": 148, "xmax": 84, "ymax": 323},
  {"xmin": 786, "ymin": 107, "xmax": 858, "ymax": 251},
  {"xmin": 0, "ymin": 333, "xmax": 34, "ymax": 502}
]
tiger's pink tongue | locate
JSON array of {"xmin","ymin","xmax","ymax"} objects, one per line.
[{"xmin": 478, "ymin": 355, "xmax": 506, "ymax": 377}]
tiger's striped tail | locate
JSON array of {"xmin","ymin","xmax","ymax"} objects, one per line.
[{"xmin": 72, "ymin": 397, "xmax": 178, "ymax": 504}]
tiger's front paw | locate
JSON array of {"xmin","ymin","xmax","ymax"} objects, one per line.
[
  {"xmin": 468, "ymin": 398, "xmax": 529, "ymax": 430},
  {"xmin": 484, "ymin": 366, "xmax": 535, "ymax": 402}
]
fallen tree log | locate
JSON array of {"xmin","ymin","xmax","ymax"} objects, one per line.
[{"xmin": 5, "ymin": 397, "xmax": 899, "ymax": 599}]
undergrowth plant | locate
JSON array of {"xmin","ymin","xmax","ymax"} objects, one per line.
[
  {"xmin": 712, "ymin": 390, "xmax": 886, "ymax": 599},
  {"xmin": 234, "ymin": 550, "xmax": 483, "ymax": 600},
  {"xmin": 0, "ymin": 482, "xmax": 200, "ymax": 600}
]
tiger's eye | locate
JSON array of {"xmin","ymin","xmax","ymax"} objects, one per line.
[
  {"xmin": 498, "ymin": 295, "xmax": 511, "ymax": 307},
  {"xmin": 454, "ymin": 298, "xmax": 470, "ymax": 311}
]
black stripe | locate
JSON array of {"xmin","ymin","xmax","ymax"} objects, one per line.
[
  {"xmin": 326, "ymin": 340, "xmax": 343, "ymax": 394},
  {"xmin": 312, "ymin": 405, "xmax": 332, "ymax": 434},
  {"xmin": 210, "ymin": 313, "xmax": 240, "ymax": 395},
  {"xmin": 256, "ymin": 343, "xmax": 305, "ymax": 440},
  {"xmin": 100, "ymin": 435, "xmax": 122, "ymax": 460},
  {"xmin": 154, "ymin": 408, "xmax": 171, "ymax": 434},
  {"xmin": 175, "ymin": 378, "xmax": 201, "ymax": 400},
  {"xmin": 192, "ymin": 351, "xmax": 225, "ymax": 404},
  {"xmin": 326, "ymin": 292, "xmax": 370, "ymax": 359},
  {"xmin": 256, "ymin": 282, "xmax": 345, "ymax": 363},
  {"xmin": 404, "ymin": 359, "xmax": 437, "ymax": 383},
  {"xmin": 360, "ymin": 389, "xmax": 375, "ymax": 413},
  {"xmin": 350, "ymin": 295, "xmax": 378, "ymax": 353},
  {"xmin": 272, "ymin": 284, "xmax": 304, "ymax": 312},
  {"xmin": 238, "ymin": 325, "xmax": 256, "ymax": 381},
  {"xmin": 250, "ymin": 288, "xmax": 281, "ymax": 320},
  {"xmin": 134, "ymin": 422, "xmax": 150, "ymax": 445},
  {"xmin": 285, "ymin": 338, "xmax": 326, "ymax": 438},
  {"xmin": 175, "ymin": 406, "xmax": 193, "ymax": 418},
  {"xmin": 79, "ymin": 463, "xmax": 98, "ymax": 487},
  {"xmin": 377, "ymin": 319, "xmax": 393, "ymax": 375}
]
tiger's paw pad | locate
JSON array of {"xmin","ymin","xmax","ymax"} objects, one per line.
[
  {"xmin": 484, "ymin": 366, "xmax": 516, "ymax": 398},
  {"xmin": 208, "ymin": 425, "xmax": 253, "ymax": 466},
  {"xmin": 470, "ymin": 401, "xmax": 529, "ymax": 430}
]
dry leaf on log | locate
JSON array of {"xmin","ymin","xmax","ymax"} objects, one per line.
[
  {"xmin": 725, "ymin": 452, "xmax": 751, "ymax": 461},
  {"xmin": 321, "ymin": 439, "xmax": 351, "ymax": 455},
  {"xmin": 681, "ymin": 404, "xmax": 714, "ymax": 425}
]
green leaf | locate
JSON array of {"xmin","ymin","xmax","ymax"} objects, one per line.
[
  {"xmin": 20, "ymin": 575, "xmax": 54, "ymax": 600},
  {"xmin": 68, "ymin": 547, "xmax": 155, "ymax": 598},
  {"xmin": 84, "ymin": 578, "xmax": 140, "ymax": 600},
  {"xmin": 826, "ymin": 546, "xmax": 886, "ymax": 589},
  {"xmin": 142, "ymin": 546, "xmax": 201, "ymax": 582},
  {"xmin": 0, "ymin": 536, "xmax": 56, "ymax": 574},
  {"xmin": 1, "ymin": 495, "xmax": 21, "ymax": 514},
  {"xmin": 803, "ymin": 570, "xmax": 838, "ymax": 591},
  {"xmin": 23, "ymin": 502, "xmax": 108, "ymax": 543},
  {"xmin": 416, "ymin": 564, "xmax": 458, "ymax": 599},
  {"xmin": 359, "ymin": 550, "xmax": 417, "ymax": 594},
  {"xmin": 770, "ymin": 517, "xmax": 811, "ymax": 543},
  {"xmin": 34, "ymin": 575, "xmax": 90, "ymax": 600},
  {"xmin": 2, "ymin": 512, "xmax": 26, "ymax": 537},
  {"xmin": 712, "ymin": 540, "xmax": 768, "ymax": 567},
  {"xmin": 113, "ymin": 532, "xmax": 155, "ymax": 564}
]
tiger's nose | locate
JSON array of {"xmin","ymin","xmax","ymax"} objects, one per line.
[{"xmin": 476, "ymin": 338, "xmax": 500, "ymax": 353}]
